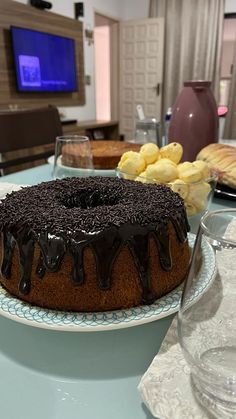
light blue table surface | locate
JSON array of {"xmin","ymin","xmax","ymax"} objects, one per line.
[{"xmin": 0, "ymin": 164, "xmax": 235, "ymax": 419}]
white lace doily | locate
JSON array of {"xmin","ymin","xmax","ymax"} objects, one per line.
[{"xmin": 138, "ymin": 218, "xmax": 236, "ymax": 419}]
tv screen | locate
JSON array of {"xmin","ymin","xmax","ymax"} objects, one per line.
[{"xmin": 11, "ymin": 26, "xmax": 78, "ymax": 92}]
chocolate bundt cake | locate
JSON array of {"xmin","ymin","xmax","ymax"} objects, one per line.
[{"xmin": 0, "ymin": 177, "xmax": 190, "ymax": 312}]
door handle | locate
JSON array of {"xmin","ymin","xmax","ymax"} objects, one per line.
[{"xmin": 155, "ymin": 83, "xmax": 160, "ymax": 96}]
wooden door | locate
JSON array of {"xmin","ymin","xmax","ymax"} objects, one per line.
[{"xmin": 119, "ymin": 18, "xmax": 164, "ymax": 141}]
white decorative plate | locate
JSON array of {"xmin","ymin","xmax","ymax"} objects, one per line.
[
  {"xmin": 47, "ymin": 155, "xmax": 116, "ymax": 177},
  {"xmin": 0, "ymin": 234, "xmax": 216, "ymax": 332}
]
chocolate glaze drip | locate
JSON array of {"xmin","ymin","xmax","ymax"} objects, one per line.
[
  {"xmin": 38, "ymin": 233, "xmax": 66, "ymax": 272},
  {"xmin": 171, "ymin": 210, "xmax": 189, "ymax": 243},
  {"xmin": 125, "ymin": 227, "xmax": 155, "ymax": 304},
  {"xmin": 68, "ymin": 241, "xmax": 85, "ymax": 285},
  {"xmin": 1, "ymin": 230, "xmax": 15, "ymax": 279},
  {"xmin": 0, "ymin": 218, "xmax": 187, "ymax": 303},
  {"xmin": 153, "ymin": 227, "xmax": 172, "ymax": 271},
  {"xmin": 90, "ymin": 226, "xmax": 122, "ymax": 290},
  {"xmin": 16, "ymin": 227, "xmax": 34, "ymax": 295},
  {"xmin": 36, "ymin": 254, "xmax": 46, "ymax": 279},
  {"xmin": 0, "ymin": 177, "xmax": 190, "ymax": 303},
  {"xmin": 68, "ymin": 233, "xmax": 94, "ymax": 285}
]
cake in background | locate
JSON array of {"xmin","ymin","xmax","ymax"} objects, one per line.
[{"xmin": 62, "ymin": 140, "xmax": 141, "ymax": 170}]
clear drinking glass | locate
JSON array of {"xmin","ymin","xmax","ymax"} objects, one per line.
[
  {"xmin": 178, "ymin": 209, "xmax": 236, "ymax": 417},
  {"xmin": 134, "ymin": 119, "xmax": 162, "ymax": 147},
  {"xmin": 53, "ymin": 135, "xmax": 94, "ymax": 179}
]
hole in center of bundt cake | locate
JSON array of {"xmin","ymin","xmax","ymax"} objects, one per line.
[{"xmin": 61, "ymin": 190, "xmax": 119, "ymax": 209}]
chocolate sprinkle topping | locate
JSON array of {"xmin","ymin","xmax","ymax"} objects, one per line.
[
  {"xmin": 0, "ymin": 177, "xmax": 187, "ymax": 234},
  {"xmin": 0, "ymin": 177, "xmax": 190, "ymax": 304}
]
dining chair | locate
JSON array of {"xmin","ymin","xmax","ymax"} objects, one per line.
[{"xmin": 0, "ymin": 105, "xmax": 63, "ymax": 174}]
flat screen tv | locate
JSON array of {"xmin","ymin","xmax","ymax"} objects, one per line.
[{"xmin": 11, "ymin": 26, "xmax": 78, "ymax": 92}]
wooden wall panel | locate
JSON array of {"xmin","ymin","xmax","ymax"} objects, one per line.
[{"xmin": 0, "ymin": 0, "xmax": 85, "ymax": 109}]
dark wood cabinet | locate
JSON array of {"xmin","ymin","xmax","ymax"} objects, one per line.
[
  {"xmin": 2, "ymin": 120, "xmax": 120, "ymax": 174},
  {"xmin": 63, "ymin": 120, "xmax": 119, "ymax": 140}
]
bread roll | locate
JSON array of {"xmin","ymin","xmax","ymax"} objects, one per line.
[{"xmin": 197, "ymin": 143, "xmax": 236, "ymax": 189}]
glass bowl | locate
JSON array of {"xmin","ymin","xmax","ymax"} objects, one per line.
[{"xmin": 116, "ymin": 168, "xmax": 218, "ymax": 231}]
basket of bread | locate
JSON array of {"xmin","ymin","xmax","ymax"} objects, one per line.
[{"xmin": 117, "ymin": 142, "xmax": 217, "ymax": 217}]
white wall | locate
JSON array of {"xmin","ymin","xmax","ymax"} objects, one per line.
[
  {"xmin": 121, "ymin": 0, "xmax": 149, "ymax": 20},
  {"xmin": 225, "ymin": 0, "xmax": 236, "ymax": 13}
]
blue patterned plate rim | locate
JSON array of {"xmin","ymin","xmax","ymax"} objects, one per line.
[{"xmin": 0, "ymin": 233, "xmax": 216, "ymax": 332}]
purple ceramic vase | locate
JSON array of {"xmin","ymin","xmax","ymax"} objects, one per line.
[{"xmin": 168, "ymin": 80, "xmax": 219, "ymax": 161}]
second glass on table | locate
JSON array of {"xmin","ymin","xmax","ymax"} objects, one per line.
[
  {"xmin": 178, "ymin": 209, "xmax": 236, "ymax": 417},
  {"xmin": 53, "ymin": 135, "xmax": 94, "ymax": 179}
]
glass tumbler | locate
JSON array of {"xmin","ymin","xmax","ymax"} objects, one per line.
[
  {"xmin": 53, "ymin": 135, "xmax": 94, "ymax": 179},
  {"xmin": 134, "ymin": 119, "xmax": 162, "ymax": 146},
  {"xmin": 178, "ymin": 209, "xmax": 236, "ymax": 417}
]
